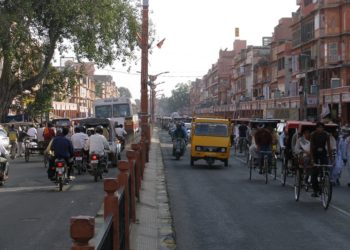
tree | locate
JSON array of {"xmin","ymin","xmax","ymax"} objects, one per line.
[
  {"xmin": 25, "ymin": 65, "xmax": 77, "ymax": 121},
  {"xmin": 118, "ymin": 86, "xmax": 132, "ymax": 98},
  {"xmin": 0, "ymin": 0, "xmax": 140, "ymax": 122},
  {"xmin": 166, "ymin": 83, "xmax": 190, "ymax": 115}
]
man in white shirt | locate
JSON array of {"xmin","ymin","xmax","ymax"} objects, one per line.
[
  {"xmin": 71, "ymin": 127, "xmax": 88, "ymax": 150},
  {"xmin": 115, "ymin": 124, "xmax": 127, "ymax": 139},
  {"xmin": 86, "ymin": 126, "xmax": 110, "ymax": 156},
  {"xmin": 27, "ymin": 124, "xmax": 37, "ymax": 140},
  {"xmin": 37, "ymin": 124, "xmax": 45, "ymax": 143}
]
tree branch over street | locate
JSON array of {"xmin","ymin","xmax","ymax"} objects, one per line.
[{"xmin": 0, "ymin": 0, "xmax": 140, "ymax": 121}]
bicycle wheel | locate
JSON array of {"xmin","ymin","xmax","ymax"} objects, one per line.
[
  {"xmin": 273, "ymin": 156, "xmax": 277, "ymax": 180},
  {"xmin": 24, "ymin": 148, "xmax": 29, "ymax": 162},
  {"xmin": 281, "ymin": 153, "xmax": 287, "ymax": 186},
  {"xmin": 321, "ymin": 173, "xmax": 332, "ymax": 209},
  {"xmin": 249, "ymin": 155, "xmax": 253, "ymax": 180},
  {"xmin": 294, "ymin": 169, "xmax": 301, "ymax": 201},
  {"xmin": 264, "ymin": 156, "xmax": 268, "ymax": 184}
]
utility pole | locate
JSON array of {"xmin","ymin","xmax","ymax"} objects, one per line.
[{"xmin": 140, "ymin": 0, "xmax": 150, "ymax": 157}]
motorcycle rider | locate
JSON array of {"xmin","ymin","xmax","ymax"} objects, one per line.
[
  {"xmin": 172, "ymin": 123, "xmax": 188, "ymax": 156},
  {"xmin": 71, "ymin": 126, "xmax": 89, "ymax": 151},
  {"xmin": 85, "ymin": 125, "xmax": 110, "ymax": 172},
  {"xmin": 0, "ymin": 140, "xmax": 9, "ymax": 181},
  {"xmin": 48, "ymin": 127, "xmax": 74, "ymax": 181}
]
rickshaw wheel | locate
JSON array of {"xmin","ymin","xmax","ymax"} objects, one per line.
[
  {"xmin": 321, "ymin": 173, "xmax": 332, "ymax": 209},
  {"xmin": 294, "ymin": 169, "xmax": 302, "ymax": 201}
]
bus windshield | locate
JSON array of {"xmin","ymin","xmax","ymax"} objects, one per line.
[
  {"xmin": 113, "ymin": 104, "xmax": 131, "ymax": 117},
  {"xmin": 194, "ymin": 123, "xmax": 228, "ymax": 137},
  {"xmin": 95, "ymin": 105, "xmax": 112, "ymax": 118}
]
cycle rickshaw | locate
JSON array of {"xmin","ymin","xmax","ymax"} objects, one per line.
[
  {"xmin": 231, "ymin": 118, "xmax": 251, "ymax": 157},
  {"xmin": 280, "ymin": 121, "xmax": 314, "ymax": 186},
  {"xmin": 293, "ymin": 122, "xmax": 335, "ymax": 209},
  {"xmin": 247, "ymin": 119, "xmax": 280, "ymax": 184}
]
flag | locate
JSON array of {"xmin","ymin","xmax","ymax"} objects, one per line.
[{"xmin": 156, "ymin": 38, "xmax": 166, "ymax": 49}]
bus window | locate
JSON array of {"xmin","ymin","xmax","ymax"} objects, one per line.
[
  {"xmin": 113, "ymin": 104, "xmax": 131, "ymax": 117},
  {"xmin": 95, "ymin": 105, "xmax": 112, "ymax": 118}
]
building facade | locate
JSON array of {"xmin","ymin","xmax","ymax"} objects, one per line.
[{"xmin": 190, "ymin": 0, "xmax": 350, "ymax": 125}]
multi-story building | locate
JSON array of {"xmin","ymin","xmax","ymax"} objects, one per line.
[
  {"xmin": 94, "ymin": 75, "xmax": 118, "ymax": 99},
  {"xmin": 52, "ymin": 62, "xmax": 96, "ymax": 118},
  {"xmin": 291, "ymin": 0, "xmax": 350, "ymax": 123},
  {"xmin": 232, "ymin": 44, "xmax": 270, "ymax": 118}
]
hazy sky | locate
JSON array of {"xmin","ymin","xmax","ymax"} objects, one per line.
[{"xmin": 96, "ymin": 0, "xmax": 299, "ymax": 99}]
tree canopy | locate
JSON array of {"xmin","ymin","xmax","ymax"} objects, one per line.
[
  {"xmin": 0, "ymin": 0, "xmax": 140, "ymax": 121},
  {"xmin": 159, "ymin": 83, "xmax": 190, "ymax": 115},
  {"xmin": 118, "ymin": 86, "xmax": 132, "ymax": 98}
]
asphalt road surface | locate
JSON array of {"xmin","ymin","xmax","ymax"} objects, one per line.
[
  {"xmin": 159, "ymin": 129, "xmax": 350, "ymax": 250},
  {"xmin": 0, "ymin": 154, "xmax": 118, "ymax": 250}
]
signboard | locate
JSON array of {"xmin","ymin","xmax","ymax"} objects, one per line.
[
  {"xmin": 343, "ymin": 93, "xmax": 350, "ymax": 102},
  {"xmin": 307, "ymin": 95, "xmax": 317, "ymax": 105},
  {"xmin": 332, "ymin": 94, "xmax": 340, "ymax": 103}
]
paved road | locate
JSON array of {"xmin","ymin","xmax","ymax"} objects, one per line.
[
  {"xmin": 0, "ymin": 154, "xmax": 119, "ymax": 250},
  {"xmin": 159, "ymin": 130, "xmax": 350, "ymax": 250}
]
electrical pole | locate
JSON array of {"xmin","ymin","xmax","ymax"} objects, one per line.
[{"xmin": 140, "ymin": 0, "xmax": 150, "ymax": 158}]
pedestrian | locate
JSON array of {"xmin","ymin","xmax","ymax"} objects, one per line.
[
  {"xmin": 37, "ymin": 123, "xmax": 45, "ymax": 147},
  {"xmin": 342, "ymin": 127, "xmax": 350, "ymax": 187},
  {"xmin": 17, "ymin": 126, "xmax": 28, "ymax": 157},
  {"xmin": 8, "ymin": 124, "xmax": 18, "ymax": 158},
  {"xmin": 332, "ymin": 128, "xmax": 348, "ymax": 186}
]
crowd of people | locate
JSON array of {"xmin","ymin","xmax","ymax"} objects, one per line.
[{"xmin": 0, "ymin": 121, "xmax": 128, "ymax": 182}]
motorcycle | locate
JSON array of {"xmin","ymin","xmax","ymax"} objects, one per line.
[
  {"xmin": 53, "ymin": 158, "xmax": 67, "ymax": 191},
  {"xmin": 0, "ymin": 155, "xmax": 9, "ymax": 186},
  {"xmin": 173, "ymin": 138, "xmax": 186, "ymax": 160},
  {"xmin": 73, "ymin": 149, "xmax": 86, "ymax": 175},
  {"xmin": 88, "ymin": 153, "xmax": 107, "ymax": 182}
]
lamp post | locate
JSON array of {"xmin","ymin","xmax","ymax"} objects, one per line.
[
  {"xmin": 148, "ymin": 73, "xmax": 168, "ymax": 123},
  {"xmin": 140, "ymin": 0, "xmax": 150, "ymax": 153},
  {"xmin": 149, "ymin": 80, "xmax": 166, "ymax": 123}
]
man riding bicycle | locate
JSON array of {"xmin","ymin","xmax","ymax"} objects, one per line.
[
  {"xmin": 310, "ymin": 122, "xmax": 331, "ymax": 197},
  {"xmin": 254, "ymin": 125, "xmax": 273, "ymax": 174},
  {"xmin": 238, "ymin": 123, "xmax": 249, "ymax": 153}
]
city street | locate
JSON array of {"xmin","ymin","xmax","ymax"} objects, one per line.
[
  {"xmin": 159, "ymin": 130, "xmax": 350, "ymax": 250},
  {"xmin": 0, "ymin": 155, "xmax": 118, "ymax": 250}
]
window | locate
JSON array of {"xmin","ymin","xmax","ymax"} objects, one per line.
[
  {"xmin": 113, "ymin": 104, "xmax": 131, "ymax": 117},
  {"xmin": 95, "ymin": 105, "xmax": 112, "ymax": 118},
  {"xmin": 304, "ymin": 0, "xmax": 312, "ymax": 6},
  {"xmin": 328, "ymin": 43, "xmax": 338, "ymax": 62},
  {"xmin": 194, "ymin": 123, "xmax": 228, "ymax": 137},
  {"xmin": 278, "ymin": 57, "xmax": 285, "ymax": 71}
]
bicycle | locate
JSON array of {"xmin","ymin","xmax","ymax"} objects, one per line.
[
  {"xmin": 314, "ymin": 161, "xmax": 333, "ymax": 209},
  {"xmin": 260, "ymin": 151, "xmax": 273, "ymax": 184}
]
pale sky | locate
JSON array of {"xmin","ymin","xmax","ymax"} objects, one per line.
[{"xmin": 96, "ymin": 0, "xmax": 299, "ymax": 99}]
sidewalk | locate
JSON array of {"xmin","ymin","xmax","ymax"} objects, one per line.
[{"xmin": 130, "ymin": 127, "xmax": 176, "ymax": 250}]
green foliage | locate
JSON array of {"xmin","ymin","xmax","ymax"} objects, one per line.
[
  {"xmin": 0, "ymin": 0, "xmax": 141, "ymax": 121},
  {"xmin": 162, "ymin": 83, "xmax": 190, "ymax": 115},
  {"xmin": 25, "ymin": 66, "xmax": 77, "ymax": 120},
  {"xmin": 118, "ymin": 86, "xmax": 132, "ymax": 98}
]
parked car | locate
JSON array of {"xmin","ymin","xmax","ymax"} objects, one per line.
[{"xmin": 0, "ymin": 128, "xmax": 9, "ymax": 149}]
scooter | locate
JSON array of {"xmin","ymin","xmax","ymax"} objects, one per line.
[
  {"xmin": 52, "ymin": 158, "xmax": 67, "ymax": 191},
  {"xmin": 88, "ymin": 153, "xmax": 107, "ymax": 182},
  {"xmin": 73, "ymin": 149, "xmax": 85, "ymax": 175},
  {"xmin": 173, "ymin": 138, "xmax": 186, "ymax": 160},
  {"xmin": 0, "ymin": 155, "xmax": 9, "ymax": 186}
]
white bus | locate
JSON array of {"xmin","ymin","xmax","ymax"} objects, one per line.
[{"xmin": 93, "ymin": 97, "xmax": 139, "ymax": 134}]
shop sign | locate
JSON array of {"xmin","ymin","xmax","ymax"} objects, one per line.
[{"xmin": 342, "ymin": 93, "xmax": 350, "ymax": 102}]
